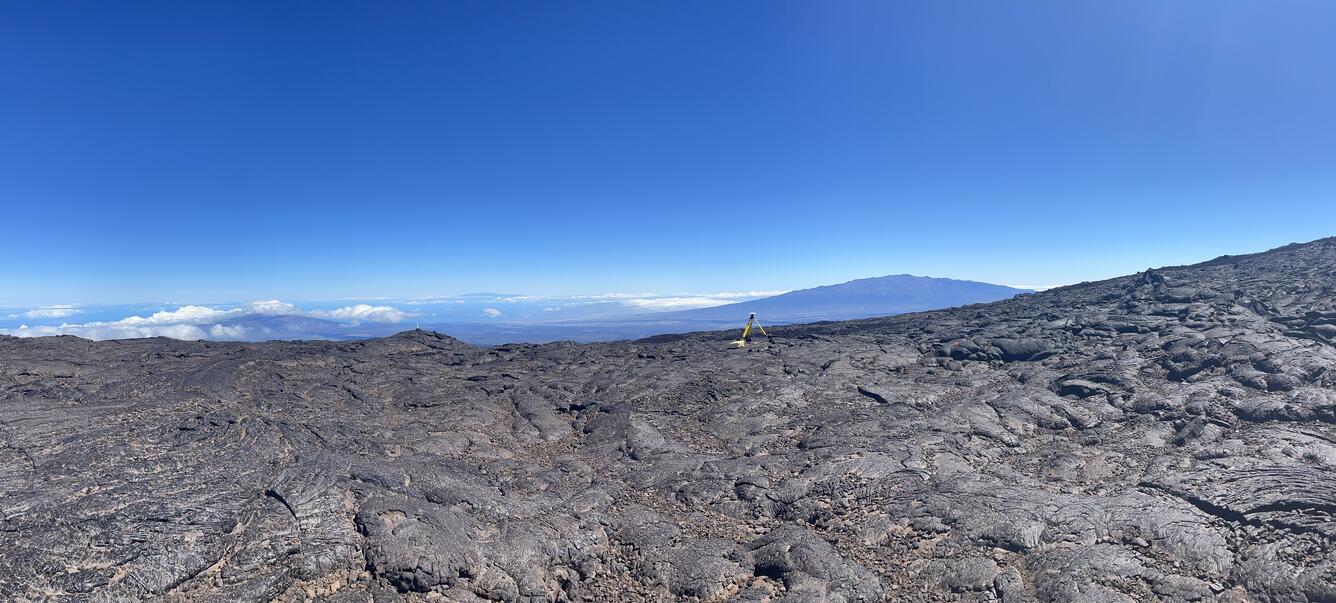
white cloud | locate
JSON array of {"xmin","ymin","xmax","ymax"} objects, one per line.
[
  {"xmin": 5, "ymin": 305, "xmax": 81, "ymax": 319},
  {"xmin": 482, "ymin": 308, "xmax": 502, "ymax": 318},
  {"xmin": 618, "ymin": 290, "xmax": 788, "ymax": 311},
  {"xmin": 115, "ymin": 305, "xmax": 238, "ymax": 325},
  {"xmin": 312, "ymin": 304, "xmax": 408, "ymax": 323},
  {"xmin": 5, "ymin": 323, "xmax": 210, "ymax": 341},
  {"xmin": 621, "ymin": 297, "xmax": 732, "ymax": 310},
  {"xmin": 576, "ymin": 292, "xmax": 652, "ymax": 300},
  {"xmin": 1, "ymin": 303, "xmax": 242, "ymax": 340},
  {"xmin": 390, "ymin": 291, "xmax": 790, "ymax": 312},
  {"xmin": 0, "ymin": 299, "xmax": 413, "ymax": 341},
  {"xmin": 397, "ymin": 297, "xmax": 454, "ymax": 305},
  {"xmin": 705, "ymin": 291, "xmax": 789, "ymax": 299},
  {"xmin": 245, "ymin": 299, "xmax": 298, "ymax": 314}
]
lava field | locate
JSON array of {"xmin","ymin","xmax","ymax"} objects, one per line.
[{"xmin": 4, "ymin": 239, "xmax": 1336, "ymax": 602}]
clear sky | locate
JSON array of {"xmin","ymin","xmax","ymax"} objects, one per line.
[{"xmin": 2, "ymin": 1, "xmax": 1334, "ymax": 306}]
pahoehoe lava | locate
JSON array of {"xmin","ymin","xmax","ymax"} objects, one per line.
[{"xmin": 4, "ymin": 239, "xmax": 1336, "ymax": 602}]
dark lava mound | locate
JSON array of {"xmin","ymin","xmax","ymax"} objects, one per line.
[{"xmin": 4, "ymin": 239, "xmax": 1336, "ymax": 601}]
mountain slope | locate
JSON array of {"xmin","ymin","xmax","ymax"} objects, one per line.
[
  {"xmin": 3, "ymin": 238, "xmax": 1336, "ymax": 601},
  {"xmin": 657, "ymin": 274, "xmax": 1030, "ymax": 323}
]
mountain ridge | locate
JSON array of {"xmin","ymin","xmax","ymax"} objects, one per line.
[{"xmin": 647, "ymin": 273, "xmax": 1030, "ymax": 324}]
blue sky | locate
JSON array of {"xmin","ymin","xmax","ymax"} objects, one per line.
[{"xmin": 2, "ymin": 1, "xmax": 1334, "ymax": 307}]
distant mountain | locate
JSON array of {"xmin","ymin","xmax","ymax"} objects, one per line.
[{"xmin": 653, "ymin": 275, "xmax": 1030, "ymax": 324}]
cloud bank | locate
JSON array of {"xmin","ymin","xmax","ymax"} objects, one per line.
[
  {"xmin": 312, "ymin": 304, "xmax": 408, "ymax": 323},
  {"xmin": 0, "ymin": 300, "xmax": 414, "ymax": 341},
  {"xmin": 0, "ymin": 289, "xmax": 786, "ymax": 342},
  {"xmin": 616, "ymin": 291, "xmax": 787, "ymax": 311},
  {"xmin": 429, "ymin": 290, "xmax": 789, "ymax": 312},
  {"xmin": 5, "ymin": 305, "xmax": 81, "ymax": 319}
]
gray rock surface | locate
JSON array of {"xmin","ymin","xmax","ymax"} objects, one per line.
[{"xmin": 4, "ymin": 238, "xmax": 1336, "ymax": 601}]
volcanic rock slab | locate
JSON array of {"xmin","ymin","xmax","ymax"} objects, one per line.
[{"xmin": 4, "ymin": 238, "xmax": 1336, "ymax": 601}]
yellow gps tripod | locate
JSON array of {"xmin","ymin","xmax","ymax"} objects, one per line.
[{"xmin": 729, "ymin": 313, "xmax": 768, "ymax": 348}]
